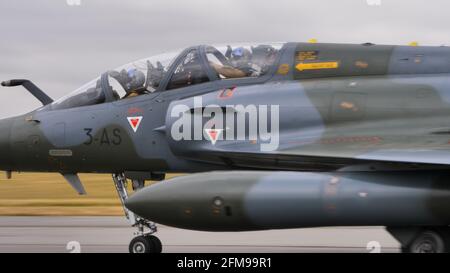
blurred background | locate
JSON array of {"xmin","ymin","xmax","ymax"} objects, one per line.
[{"xmin": 0, "ymin": 0, "xmax": 449, "ymax": 215}]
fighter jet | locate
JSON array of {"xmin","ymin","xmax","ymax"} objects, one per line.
[{"xmin": 2, "ymin": 42, "xmax": 450, "ymax": 253}]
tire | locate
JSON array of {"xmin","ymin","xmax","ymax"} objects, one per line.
[
  {"xmin": 129, "ymin": 236, "xmax": 152, "ymax": 253},
  {"xmin": 146, "ymin": 235, "xmax": 163, "ymax": 253},
  {"xmin": 404, "ymin": 229, "xmax": 446, "ymax": 253}
]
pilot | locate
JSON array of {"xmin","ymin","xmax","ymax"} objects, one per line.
[
  {"xmin": 109, "ymin": 68, "xmax": 146, "ymax": 99},
  {"xmin": 210, "ymin": 47, "xmax": 255, "ymax": 79},
  {"xmin": 251, "ymin": 44, "xmax": 278, "ymax": 74},
  {"xmin": 146, "ymin": 60, "xmax": 165, "ymax": 89}
]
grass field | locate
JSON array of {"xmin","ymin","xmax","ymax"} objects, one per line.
[{"xmin": 0, "ymin": 172, "xmax": 179, "ymax": 216}]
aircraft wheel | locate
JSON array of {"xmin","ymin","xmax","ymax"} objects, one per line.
[
  {"xmin": 129, "ymin": 236, "xmax": 152, "ymax": 253},
  {"xmin": 146, "ymin": 235, "xmax": 163, "ymax": 253},
  {"xmin": 403, "ymin": 229, "xmax": 447, "ymax": 253}
]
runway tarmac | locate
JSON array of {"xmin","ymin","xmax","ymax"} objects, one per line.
[{"xmin": 0, "ymin": 217, "xmax": 400, "ymax": 253}]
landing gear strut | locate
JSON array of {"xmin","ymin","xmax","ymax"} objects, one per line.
[
  {"xmin": 112, "ymin": 173, "xmax": 162, "ymax": 253},
  {"xmin": 387, "ymin": 226, "xmax": 450, "ymax": 253}
]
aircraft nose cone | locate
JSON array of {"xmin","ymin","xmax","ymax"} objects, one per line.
[
  {"xmin": 124, "ymin": 184, "xmax": 170, "ymax": 223},
  {"xmin": 0, "ymin": 117, "xmax": 13, "ymax": 170}
]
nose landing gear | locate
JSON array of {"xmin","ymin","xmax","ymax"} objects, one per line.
[
  {"xmin": 112, "ymin": 173, "xmax": 163, "ymax": 253},
  {"xmin": 129, "ymin": 234, "xmax": 162, "ymax": 253},
  {"xmin": 387, "ymin": 226, "xmax": 450, "ymax": 253}
]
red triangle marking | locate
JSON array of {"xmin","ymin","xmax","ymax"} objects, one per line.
[
  {"xmin": 130, "ymin": 119, "xmax": 139, "ymax": 128},
  {"xmin": 127, "ymin": 116, "xmax": 143, "ymax": 132},
  {"xmin": 209, "ymin": 130, "xmax": 217, "ymax": 141}
]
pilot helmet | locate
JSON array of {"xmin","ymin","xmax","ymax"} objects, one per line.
[
  {"xmin": 126, "ymin": 68, "xmax": 145, "ymax": 92},
  {"xmin": 231, "ymin": 47, "xmax": 251, "ymax": 60},
  {"xmin": 252, "ymin": 45, "xmax": 277, "ymax": 61},
  {"xmin": 251, "ymin": 45, "xmax": 278, "ymax": 70},
  {"xmin": 230, "ymin": 47, "xmax": 252, "ymax": 69}
]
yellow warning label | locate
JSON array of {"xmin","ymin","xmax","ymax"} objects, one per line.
[
  {"xmin": 296, "ymin": 61, "xmax": 339, "ymax": 71},
  {"xmin": 297, "ymin": 51, "xmax": 318, "ymax": 61}
]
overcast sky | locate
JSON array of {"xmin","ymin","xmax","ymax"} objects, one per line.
[{"xmin": 0, "ymin": 0, "xmax": 449, "ymax": 118}]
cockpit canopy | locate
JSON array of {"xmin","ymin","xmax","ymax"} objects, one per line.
[
  {"xmin": 206, "ymin": 44, "xmax": 281, "ymax": 79},
  {"xmin": 50, "ymin": 43, "xmax": 284, "ymax": 110}
]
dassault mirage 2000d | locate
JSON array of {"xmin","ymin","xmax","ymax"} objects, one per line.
[{"xmin": 3, "ymin": 42, "xmax": 450, "ymax": 253}]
